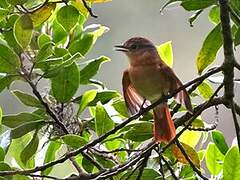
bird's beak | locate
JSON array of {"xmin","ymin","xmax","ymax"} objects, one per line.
[{"xmin": 114, "ymin": 45, "xmax": 129, "ymax": 52}]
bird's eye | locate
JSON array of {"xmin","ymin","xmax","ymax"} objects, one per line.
[{"xmin": 130, "ymin": 44, "xmax": 138, "ymax": 50}]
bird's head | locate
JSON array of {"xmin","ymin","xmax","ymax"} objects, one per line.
[{"xmin": 115, "ymin": 37, "xmax": 158, "ymax": 65}]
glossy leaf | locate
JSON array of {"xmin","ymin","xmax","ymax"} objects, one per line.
[
  {"xmin": 57, "ymin": 5, "xmax": 80, "ymax": 32},
  {"xmin": 35, "ymin": 42, "xmax": 54, "ymax": 62},
  {"xmin": 2, "ymin": 112, "xmax": 43, "ymax": 128},
  {"xmin": 51, "ymin": 62, "xmax": 80, "ymax": 102},
  {"xmin": 205, "ymin": 143, "xmax": 224, "ymax": 175},
  {"xmin": 123, "ymin": 122, "xmax": 153, "ymax": 142},
  {"xmin": 172, "ymin": 142, "xmax": 200, "ymax": 168},
  {"xmin": 14, "ymin": 14, "xmax": 33, "ymax": 48},
  {"xmin": 11, "ymin": 121, "xmax": 46, "ymax": 139},
  {"xmin": 157, "ymin": 41, "xmax": 173, "ymax": 67},
  {"xmin": 12, "ymin": 90, "xmax": 43, "ymax": 108},
  {"xmin": 223, "ymin": 146, "xmax": 240, "ymax": 179},
  {"xmin": 197, "ymin": 80, "xmax": 214, "ymax": 99},
  {"xmin": 7, "ymin": 0, "xmax": 28, "ymax": 5},
  {"xmin": 30, "ymin": 3, "xmax": 56, "ymax": 27},
  {"xmin": 209, "ymin": 6, "xmax": 220, "ymax": 25},
  {"xmin": 121, "ymin": 168, "xmax": 161, "ymax": 180},
  {"xmin": 20, "ymin": 131, "xmax": 39, "ymax": 165},
  {"xmin": 181, "ymin": 0, "xmax": 216, "ymax": 11},
  {"xmin": 179, "ymin": 129, "xmax": 202, "ymax": 148},
  {"xmin": 52, "ymin": 20, "xmax": 67, "ymax": 44},
  {"xmin": 41, "ymin": 141, "xmax": 62, "ymax": 176},
  {"xmin": 0, "ymin": 75, "xmax": 19, "ymax": 93},
  {"xmin": 0, "ymin": 43, "xmax": 20, "ymax": 73},
  {"xmin": 80, "ymin": 56, "xmax": 110, "ymax": 84},
  {"xmin": 77, "ymin": 89, "xmax": 97, "ymax": 115},
  {"xmin": 37, "ymin": 34, "xmax": 51, "ymax": 48},
  {"xmin": 196, "ymin": 24, "xmax": 222, "ymax": 74},
  {"xmin": 62, "ymin": 134, "xmax": 87, "ymax": 149},
  {"xmin": 3, "ymin": 30, "xmax": 23, "ymax": 54},
  {"xmin": 212, "ymin": 130, "xmax": 229, "ymax": 155},
  {"xmin": 0, "ymin": 147, "xmax": 4, "ymax": 162},
  {"xmin": 95, "ymin": 103, "xmax": 114, "ymax": 136}
]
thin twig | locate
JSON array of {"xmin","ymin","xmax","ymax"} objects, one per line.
[
  {"xmin": 160, "ymin": 155, "xmax": 178, "ymax": 180},
  {"xmin": 82, "ymin": 0, "xmax": 98, "ymax": 18}
]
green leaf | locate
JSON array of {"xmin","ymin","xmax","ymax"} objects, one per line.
[
  {"xmin": 77, "ymin": 89, "xmax": 97, "ymax": 115},
  {"xmin": 11, "ymin": 121, "xmax": 46, "ymax": 139},
  {"xmin": 30, "ymin": 3, "xmax": 56, "ymax": 27},
  {"xmin": 51, "ymin": 62, "xmax": 80, "ymax": 102},
  {"xmin": 2, "ymin": 112, "xmax": 43, "ymax": 128},
  {"xmin": 212, "ymin": 130, "xmax": 229, "ymax": 155},
  {"xmin": 197, "ymin": 80, "xmax": 214, "ymax": 99},
  {"xmin": 234, "ymin": 27, "xmax": 240, "ymax": 46},
  {"xmin": 14, "ymin": 14, "xmax": 33, "ymax": 49},
  {"xmin": 0, "ymin": 8, "xmax": 9, "ymax": 22},
  {"xmin": 37, "ymin": 34, "xmax": 51, "ymax": 48},
  {"xmin": 179, "ymin": 129, "xmax": 202, "ymax": 148},
  {"xmin": 62, "ymin": 134, "xmax": 87, "ymax": 149},
  {"xmin": 123, "ymin": 122, "xmax": 153, "ymax": 142},
  {"xmin": 209, "ymin": 6, "xmax": 220, "ymax": 25},
  {"xmin": 9, "ymin": 133, "xmax": 34, "ymax": 169},
  {"xmin": 121, "ymin": 168, "xmax": 161, "ymax": 180},
  {"xmin": 80, "ymin": 56, "xmax": 110, "ymax": 84},
  {"xmin": 223, "ymin": 146, "xmax": 240, "ymax": 179},
  {"xmin": 12, "ymin": 90, "xmax": 43, "ymax": 108},
  {"xmin": 230, "ymin": 0, "xmax": 240, "ymax": 21},
  {"xmin": 0, "ymin": 146, "xmax": 5, "ymax": 161},
  {"xmin": 82, "ymin": 157, "xmax": 94, "ymax": 173},
  {"xmin": 179, "ymin": 165, "xmax": 195, "ymax": 179},
  {"xmin": 196, "ymin": 24, "xmax": 222, "ymax": 74},
  {"xmin": 7, "ymin": 0, "xmax": 28, "ymax": 5},
  {"xmin": 41, "ymin": 141, "xmax": 62, "ymax": 176},
  {"xmin": 157, "ymin": 41, "xmax": 173, "ymax": 67},
  {"xmin": 0, "ymin": 107, "xmax": 2, "ymax": 126},
  {"xmin": 52, "ymin": 20, "xmax": 68, "ymax": 44},
  {"xmin": 181, "ymin": 0, "xmax": 216, "ymax": 11},
  {"xmin": 205, "ymin": 143, "xmax": 225, "ymax": 175},
  {"xmin": 112, "ymin": 98, "xmax": 128, "ymax": 118},
  {"xmin": 20, "ymin": 131, "xmax": 39, "ymax": 165},
  {"xmin": 0, "ymin": 162, "xmax": 11, "ymax": 179},
  {"xmin": 172, "ymin": 142, "xmax": 200, "ymax": 168},
  {"xmin": 35, "ymin": 42, "xmax": 54, "ymax": 62},
  {"xmin": 57, "ymin": 5, "xmax": 79, "ymax": 32},
  {"xmin": 95, "ymin": 104, "xmax": 114, "ymax": 136},
  {"xmin": 0, "ymin": 75, "xmax": 19, "ymax": 93},
  {"xmin": 0, "ymin": 43, "xmax": 20, "ymax": 73},
  {"xmin": 69, "ymin": 33, "xmax": 94, "ymax": 56}
]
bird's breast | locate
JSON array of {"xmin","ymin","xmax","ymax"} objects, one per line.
[{"xmin": 128, "ymin": 65, "xmax": 170, "ymax": 102}]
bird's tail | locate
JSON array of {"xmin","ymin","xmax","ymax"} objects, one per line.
[{"xmin": 153, "ymin": 103, "xmax": 176, "ymax": 143}]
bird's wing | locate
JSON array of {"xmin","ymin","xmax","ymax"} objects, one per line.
[
  {"xmin": 122, "ymin": 70, "xmax": 146, "ymax": 115},
  {"xmin": 159, "ymin": 63, "xmax": 193, "ymax": 113}
]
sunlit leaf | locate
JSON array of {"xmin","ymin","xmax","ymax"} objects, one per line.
[
  {"xmin": 172, "ymin": 142, "xmax": 200, "ymax": 168},
  {"xmin": 212, "ymin": 130, "xmax": 229, "ymax": 155},
  {"xmin": 57, "ymin": 5, "xmax": 80, "ymax": 32},
  {"xmin": 7, "ymin": 0, "xmax": 28, "ymax": 5},
  {"xmin": 51, "ymin": 62, "xmax": 80, "ymax": 103},
  {"xmin": 157, "ymin": 41, "xmax": 173, "ymax": 68},
  {"xmin": 205, "ymin": 143, "xmax": 224, "ymax": 175},
  {"xmin": 77, "ymin": 89, "xmax": 97, "ymax": 115},
  {"xmin": 30, "ymin": 3, "xmax": 56, "ymax": 27},
  {"xmin": 197, "ymin": 80, "xmax": 214, "ymax": 99},
  {"xmin": 223, "ymin": 146, "xmax": 240, "ymax": 179},
  {"xmin": 52, "ymin": 20, "xmax": 68, "ymax": 44},
  {"xmin": 37, "ymin": 34, "xmax": 51, "ymax": 48},
  {"xmin": 95, "ymin": 103, "xmax": 114, "ymax": 136},
  {"xmin": 12, "ymin": 90, "xmax": 43, "ymax": 108},
  {"xmin": 179, "ymin": 129, "xmax": 202, "ymax": 148},
  {"xmin": 14, "ymin": 14, "xmax": 33, "ymax": 48},
  {"xmin": 196, "ymin": 24, "xmax": 222, "ymax": 74},
  {"xmin": 181, "ymin": 0, "xmax": 216, "ymax": 11},
  {"xmin": 41, "ymin": 141, "xmax": 62, "ymax": 176}
]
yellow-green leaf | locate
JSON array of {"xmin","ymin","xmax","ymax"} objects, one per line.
[
  {"xmin": 30, "ymin": 3, "xmax": 56, "ymax": 27},
  {"xmin": 197, "ymin": 80, "xmax": 214, "ymax": 99},
  {"xmin": 157, "ymin": 41, "xmax": 173, "ymax": 67},
  {"xmin": 14, "ymin": 14, "xmax": 33, "ymax": 48},
  {"xmin": 196, "ymin": 24, "xmax": 222, "ymax": 74},
  {"xmin": 179, "ymin": 129, "xmax": 202, "ymax": 148}
]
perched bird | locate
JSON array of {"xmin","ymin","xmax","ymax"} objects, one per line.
[{"xmin": 115, "ymin": 37, "xmax": 193, "ymax": 143}]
